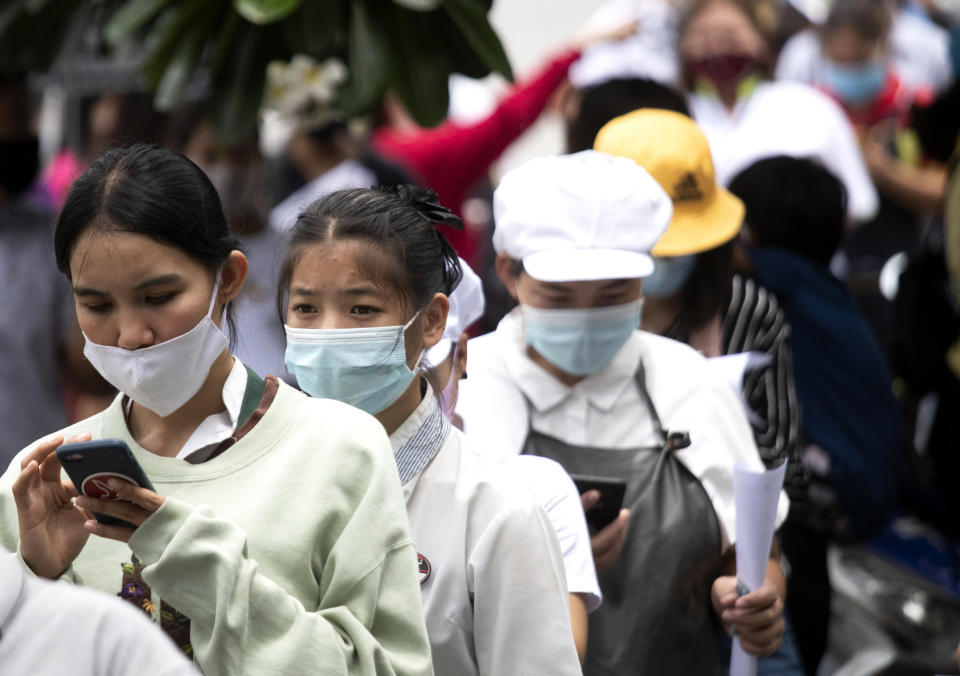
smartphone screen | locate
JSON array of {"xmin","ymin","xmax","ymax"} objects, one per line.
[{"xmin": 571, "ymin": 474, "xmax": 627, "ymax": 534}]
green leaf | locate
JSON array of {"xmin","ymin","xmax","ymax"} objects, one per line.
[
  {"xmin": 430, "ymin": 10, "xmax": 486, "ymax": 79},
  {"xmin": 142, "ymin": 1, "xmax": 221, "ymax": 109},
  {"xmin": 388, "ymin": 5, "xmax": 450, "ymax": 127},
  {"xmin": 209, "ymin": 21, "xmax": 281, "ymax": 144},
  {"xmin": 210, "ymin": 7, "xmax": 241, "ymax": 73},
  {"xmin": 24, "ymin": 0, "xmax": 54, "ymax": 13},
  {"xmin": 340, "ymin": 0, "xmax": 389, "ymax": 112},
  {"xmin": 104, "ymin": 0, "xmax": 170, "ymax": 45},
  {"xmin": 141, "ymin": 3, "xmax": 204, "ymax": 88},
  {"xmin": 0, "ymin": 0, "xmax": 81, "ymax": 74},
  {"xmin": 153, "ymin": 21, "xmax": 206, "ymax": 110},
  {"xmin": 443, "ymin": 0, "xmax": 511, "ymax": 81},
  {"xmin": 391, "ymin": 0, "xmax": 442, "ymax": 10},
  {"xmin": 0, "ymin": 0, "xmax": 30, "ymax": 37},
  {"xmin": 233, "ymin": 0, "xmax": 301, "ymax": 25},
  {"xmin": 281, "ymin": 0, "xmax": 343, "ymax": 58}
]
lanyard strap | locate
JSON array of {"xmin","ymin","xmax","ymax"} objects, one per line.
[{"xmin": 237, "ymin": 365, "xmax": 267, "ymax": 428}]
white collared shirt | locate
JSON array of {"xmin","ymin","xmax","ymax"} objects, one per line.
[
  {"xmin": 125, "ymin": 358, "xmax": 247, "ymax": 460},
  {"xmin": 176, "ymin": 358, "xmax": 247, "ymax": 460},
  {"xmin": 456, "ymin": 309, "xmax": 790, "ymax": 549},
  {"xmin": 392, "ymin": 388, "xmax": 582, "ymax": 676},
  {"xmin": 689, "ymin": 80, "xmax": 879, "ymax": 222}
]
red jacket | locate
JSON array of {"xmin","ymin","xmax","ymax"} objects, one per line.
[{"xmin": 371, "ymin": 49, "xmax": 581, "ymax": 264}]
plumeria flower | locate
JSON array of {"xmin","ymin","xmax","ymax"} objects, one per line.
[{"xmin": 264, "ymin": 54, "xmax": 348, "ymax": 127}]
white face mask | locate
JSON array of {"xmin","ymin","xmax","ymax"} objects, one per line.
[{"xmin": 82, "ymin": 272, "xmax": 229, "ymax": 417}]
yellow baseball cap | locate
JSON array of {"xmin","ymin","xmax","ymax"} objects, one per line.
[{"xmin": 594, "ymin": 109, "xmax": 745, "ymax": 257}]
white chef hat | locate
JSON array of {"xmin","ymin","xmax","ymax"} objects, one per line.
[
  {"xmin": 426, "ymin": 257, "xmax": 485, "ymax": 367},
  {"xmin": 492, "ymin": 150, "xmax": 673, "ymax": 282}
]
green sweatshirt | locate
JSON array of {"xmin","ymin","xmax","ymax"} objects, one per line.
[{"xmin": 0, "ymin": 379, "xmax": 433, "ymax": 676}]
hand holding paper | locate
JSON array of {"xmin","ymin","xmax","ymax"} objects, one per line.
[{"xmin": 728, "ymin": 461, "xmax": 788, "ymax": 676}]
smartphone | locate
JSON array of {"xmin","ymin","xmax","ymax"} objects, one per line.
[
  {"xmin": 56, "ymin": 438, "xmax": 155, "ymax": 529},
  {"xmin": 571, "ymin": 474, "xmax": 627, "ymax": 534}
]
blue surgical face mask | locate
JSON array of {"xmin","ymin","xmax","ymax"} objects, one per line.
[
  {"xmin": 822, "ymin": 60, "xmax": 886, "ymax": 105},
  {"xmin": 284, "ymin": 311, "xmax": 422, "ymax": 415},
  {"xmin": 643, "ymin": 255, "xmax": 697, "ymax": 298},
  {"xmin": 521, "ymin": 300, "xmax": 643, "ymax": 376}
]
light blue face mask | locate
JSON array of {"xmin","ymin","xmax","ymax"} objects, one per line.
[
  {"xmin": 284, "ymin": 312, "xmax": 422, "ymax": 415},
  {"xmin": 521, "ymin": 300, "xmax": 643, "ymax": 376},
  {"xmin": 643, "ymin": 255, "xmax": 697, "ymax": 298},
  {"xmin": 822, "ymin": 60, "xmax": 886, "ymax": 105}
]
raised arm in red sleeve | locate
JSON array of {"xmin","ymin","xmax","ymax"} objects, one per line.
[{"xmin": 371, "ymin": 49, "xmax": 581, "ymax": 259}]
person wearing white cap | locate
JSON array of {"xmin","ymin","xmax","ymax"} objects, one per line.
[
  {"xmin": 456, "ymin": 150, "xmax": 789, "ymax": 673},
  {"xmin": 424, "ymin": 257, "xmax": 603, "ymax": 661},
  {"xmin": 279, "ymin": 185, "xmax": 581, "ymax": 676}
]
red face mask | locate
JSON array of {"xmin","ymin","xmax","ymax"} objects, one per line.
[{"xmin": 687, "ymin": 54, "xmax": 758, "ymax": 89}]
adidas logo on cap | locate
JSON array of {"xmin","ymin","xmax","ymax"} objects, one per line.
[{"xmin": 672, "ymin": 172, "xmax": 703, "ymax": 203}]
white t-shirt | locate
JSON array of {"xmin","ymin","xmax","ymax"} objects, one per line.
[
  {"xmin": 775, "ymin": 14, "xmax": 952, "ymax": 94},
  {"xmin": 268, "ymin": 159, "xmax": 376, "ymax": 233},
  {"xmin": 0, "ymin": 549, "xmax": 199, "ymax": 676},
  {"xmin": 688, "ymin": 80, "xmax": 879, "ymax": 222},
  {"xmin": 500, "ymin": 454, "xmax": 602, "ymax": 612},
  {"xmin": 456, "ymin": 309, "xmax": 789, "ymax": 549},
  {"xmin": 392, "ymin": 389, "xmax": 581, "ymax": 676}
]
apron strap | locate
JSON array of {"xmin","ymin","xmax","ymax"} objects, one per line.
[{"xmin": 633, "ymin": 360, "xmax": 691, "ymax": 453}]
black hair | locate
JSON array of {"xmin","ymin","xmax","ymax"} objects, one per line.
[
  {"xmin": 821, "ymin": 0, "xmax": 891, "ymax": 44},
  {"xmin": 54, "ymin": 143, "xmax": 243, "ymax": 337},
  {"xmin": 277, "ymin": 185, "xmax": 463, "ymax": 323},
  {"xmin": 307, "ymin": 119, "xmax": 349, "ymax": 146},
  {"xmin": 728, "ymin": 155, "xmax": 847, "ymax": 265},
  {"xmin": 911, "ymin": 79, "xmax": 960, "ymax": 165},
  {"xmin": 0, "ymin": 73, "xmax": 31, "ymax": 134},
  {"xmin": 567, "ymin": 78, "xmax": 691, "ymax": 153},
  {"xmin": 668, "ymin": 241, "xmax": 735, "ymax": 341}
]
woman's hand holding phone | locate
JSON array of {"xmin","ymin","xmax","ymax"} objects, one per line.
[
  {"xmin": 580, "ymin": 490, "xmax": 630, "ymax": 572},
  {"xmin": 75, "ymin": 480, "xmax": 165, "ymax": 544},
  {"xmin": 12, "ymin": 433, "xmax": 94, "ymax": 579}
]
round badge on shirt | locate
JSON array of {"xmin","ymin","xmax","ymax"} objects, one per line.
[{"xmin": 417, "ymin": 553, "xmax": 431, "ymax": 585}]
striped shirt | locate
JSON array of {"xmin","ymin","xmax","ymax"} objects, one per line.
[
  {"xmin": 722, "ymin": 275, "xmax": 808, "ymax": 507},
  {"xmin": 393, "ymin": 393, "xmax": 451, "ymax": 485}
]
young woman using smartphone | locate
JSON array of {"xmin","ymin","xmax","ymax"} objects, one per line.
[{"xmin": 0, "ymin": 145, "xmax": 432, "ymax": 676}]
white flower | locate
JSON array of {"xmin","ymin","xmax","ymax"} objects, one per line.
[{"xmin": 263, "ymin": 55, "xmax": 349, "ymax": 127}]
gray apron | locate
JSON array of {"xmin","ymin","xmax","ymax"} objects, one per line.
[{"xmin": 523, "ymin": 362, "xmax": 726, "ymax": 675}]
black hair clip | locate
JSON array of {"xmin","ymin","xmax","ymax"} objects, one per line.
[{"xmin": 390, "ymin": 184, "xmax": 464, "ymax": 231}]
